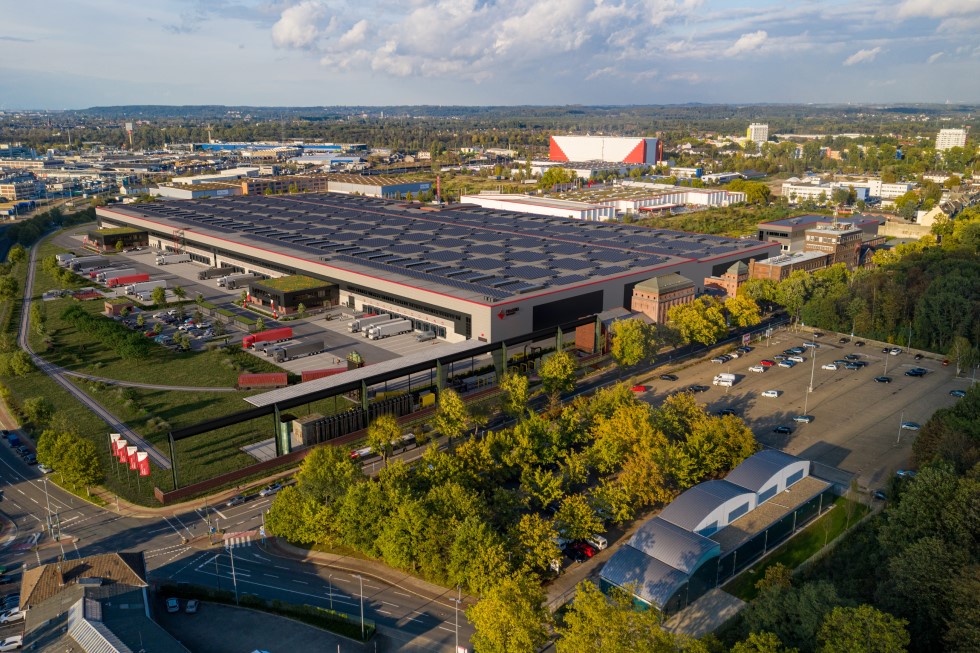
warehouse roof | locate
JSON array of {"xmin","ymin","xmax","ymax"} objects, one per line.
[
  {"xmin": 658, "ymin": 480, "xmax": 753, "ymax": 532},
  {"xmin": 725, "ymin": 449, "xmax": 806, "ymax": 494},
  {"xmin": 600, "ymin": 544, "xmax": 692, "ymax": 609},
  {"xmin": 101, "ymin": 193, "xmax": 771, "ymax": 302},
  {"xmin": 626, "ymin": 517, "xmax": 720, "ymax": 575}
]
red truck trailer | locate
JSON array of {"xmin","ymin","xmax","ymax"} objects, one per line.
[
  {"xmin": 106, "ymin": 273, "xmax": 150, "ymax": 288},
  {"xmin": 242, "ymin": 327, "xmax": 293, "ymax": 349}
]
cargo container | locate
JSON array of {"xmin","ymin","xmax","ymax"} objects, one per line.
[
  {"xmin": 107, "ymin": 273, "xmax": 150, "ymax": 288},
  {"xmin": 242, "ymin": 327, "xmax": 293, "ymax": 349},
  {"xmin": 274, "ymin": 339, "xmax": 326, "ymax": 363},
  {"xmin": 301, "ymin": 368, "xmax": 347, "ymax": 383},
  {"xmin": 125, "ymin": 279, "xmax": 167, "ymax": 295},
  {"xmin": 237, "ymin": 373, "xmax": 288, "ymax": 390},
  {"xmin": 366, "ymin": 318, "xmax": 413, "ymax": 340},
  {"xmin": 347, "ymin": 313, "xmax": 389, "ymax": 333},
  {"xmin": 97, "ymin": 267, "xmax": 136, "ymax": 282},
  {"xmin": 155, "ymin": 253, "xmax": 191, "ymax": 265},
  {"xmin": 197, "ymin": 265, "xmax": 236, "ymax": 280}
]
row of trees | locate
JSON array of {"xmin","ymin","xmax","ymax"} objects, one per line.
[
  {"xmin": 267, "ymin": 378, "xmax": 759, "ymax": 601},
  {"xmin": 60, "ymin": 304, "xmax": 153, "ymax": 359}
]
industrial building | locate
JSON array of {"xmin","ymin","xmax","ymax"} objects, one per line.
[
  {"xmin": 460, "ymin": 193, "xmax": 616, "ymax": 221},
  {"xmin": 549, "ymin": 135, "xmax": 663, "ymax": 165},
  {"xmin": 96, "ymin": 193, "xmax": 778, "ymax": 343},
  {"xmin": 756, "ymin": 214, "xmax": 882, "ymax": 253},
  {"xmin": 599, "ymin": 450, "xmax": 834, "ymax": 615}
]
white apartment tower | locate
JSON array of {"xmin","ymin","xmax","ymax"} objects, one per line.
[
  {"xmin": 747, "ymin": 123, "xmax": 769, "ymax": 143},
  {"xmin": 936, "ymin": 128, "xmax": 967, "ymax": 151}
]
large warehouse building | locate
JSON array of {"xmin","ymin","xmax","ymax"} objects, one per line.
[
  {"xmin": 96, "ymin": 193, "xmax": 777, "ymax": 343},
  {"xmin": 549, "ymin": 135, "xmax": 663, "ymax": 165}
]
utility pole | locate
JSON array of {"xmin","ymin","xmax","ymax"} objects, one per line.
[
  {"xmin": 897, "ymin": 410, "xmax": 904, "ymax": 444},
  {"xmin": 228, "ymin": 544, "xmax": 239, "ymax": 605}
]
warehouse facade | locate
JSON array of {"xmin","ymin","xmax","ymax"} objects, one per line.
[{"xmin": 96, "ymin": 194, "xmax": 777, "ymax": 343}]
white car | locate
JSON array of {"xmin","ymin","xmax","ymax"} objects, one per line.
[
  {"xmin": 748, "ymin": 365, "xmax": 766, "ymax": 373},
  {"xmin": 821, "ymin": 363, "xmax": 838, "ymax": 371},
  {"xmin": 0, "ymin": 608, "xmax": 25, "ymax": 624},
  {"xmin": 788, "ymin": 355, "xmax": 806, "ymax": 363},
  {"xmin": 889, "ymin": 348, "xmax": 902, "ymax": 356},
  {"xmin": 166, "ymin": 598, "xmax": 180, "ymax": 613},
  {"xmin": 761, "ymin": 390, "xmax": 781, "ymax": 398},
  {"xmin": 37, "ymin": 464, "xmax": 53, "ymax": 474},
  {"xmin": 0, "ymin": 635, "xmax": 22, "ymax": 651}
]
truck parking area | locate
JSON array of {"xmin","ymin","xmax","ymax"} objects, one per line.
[{"xmin": 640, "ymin": 329, "xmax": 970, "ymax": 491}]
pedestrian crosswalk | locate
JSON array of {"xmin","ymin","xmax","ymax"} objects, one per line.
[{"xmin": 223, "ymin": 530, "xmax": 258, "ymax": 549}]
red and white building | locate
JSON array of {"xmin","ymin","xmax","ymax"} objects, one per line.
[{"xmin": 549, "ymin": 135, "xmax": 663, "ymax": 165}]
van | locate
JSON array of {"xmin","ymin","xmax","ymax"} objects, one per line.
[{"xmin": 587, "ymin": 534, "xmax": 608, "ymax": 551}]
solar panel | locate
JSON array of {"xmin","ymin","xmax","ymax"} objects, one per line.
[
  {"xmin": 505, "ymin": 265, "xmax": 553, "ymax": 280},
  {"xmin": 551, "ymin": 274, "xmax": 589, "ymax": 285},
  {"xmin": 426, "ymin": 250, "xmax": 461, "ymax": 262},
  {"xmin": 506, "ymin": 250, "xmax": 551, "ymax": 263},
  {"xmin": 550, "ymin": 258, "xmax": 595, "ymax": 271},
  {"xmin": 467, "ymin": 244, "xmax": 507, "ymax": 256},
  {"xmin": 465, "ymin": 258, "xmax": 506, "ymax": 271}
]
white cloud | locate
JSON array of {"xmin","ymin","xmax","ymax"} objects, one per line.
[
  {"xmin": 271, "ymin": 1, "xmax": 326, "ymax": 49},
  {"xmin": 725, "ymin": 30, "xmax": 768, "ymax": 56},
  {"xmin": 843, "ymin": 46, "xmax": 882, "ymax": 66},
  {"xmin": 897, "ymin": 0, "xmax": 980, "ymax": 18},
  {"xmin": 338, "ymin": 19, "xmax": 368, "ymax": 47},
  {"xmin": 927, "ymin": 51, "xmax": 944, "ymax": 63}
]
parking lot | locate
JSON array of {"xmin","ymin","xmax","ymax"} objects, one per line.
[
  {"xmin": 56, "ymin": 231, "xmax": 450, "ymax": 370},
  {"xmin": 639, "ymin": 329, "xmax": 971, "ymax": 491}
]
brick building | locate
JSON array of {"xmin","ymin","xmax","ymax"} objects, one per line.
[
  {"xmin": 803, "ymin": 223, "xmax": 863, "ymax": 269},
  {"xmin": 631, "ymin": 273, "xmax": 696, "ymax": 323},
  {"xmin": 704, "ymin": 261, "xmax": 748, "ymax": 298},
  {"xmin": 749, "ymin": 251, "xmax": 829, "ymax": 281}
]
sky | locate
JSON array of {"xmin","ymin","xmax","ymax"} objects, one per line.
[{"xmin": 2, "ymin": 0, "xmax": 980, "ymax": 109}]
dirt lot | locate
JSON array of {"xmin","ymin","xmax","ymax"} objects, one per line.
[{"xmin": 640, "ymin": 328, "xmax": 970, "ymax": 492}]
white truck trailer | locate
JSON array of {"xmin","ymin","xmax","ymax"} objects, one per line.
[
  {"xmin": 367, "ymin": 319, "xmax": 413, "ymax": 340},
  {"xmin": 155, "ymin": 253, "xmax": 191, "ymax": 265},
  {"xmin": 125, "ymin": 279, "xmax": 168, "ymax": 295},
  {"xmin": 348, "ymin": 314, "xmax": 391, "ymax": 333}
]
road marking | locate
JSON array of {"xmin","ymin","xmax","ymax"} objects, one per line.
[
  {"xmin": 253, "ymin": 553, "xmax": 271, "ymax": 562},
  {"xmin": 264, "ymin": 573, "xmax": 279, "ymax": 579},
  {"xmin": 438, "ymin": 626, "xmax": 454, "ymax": 633},
  {"xmin": 393, "ymin": 591, "xmax": 411, "ymax": 598},
  {"xmin": 292, "ymin": 580, "xmax": 308, "ymax": 585},
  {"xmin": 214, "ymin": 508, "xmax": 228, "ymax": 520},
  {"xmin": 274, "ymin": 565, "xmax": 289, "ymax": 570},
  {"xmin": 381, "ymin": 601, "xmax": 400, "ymax": 608},
  {"xmin": 331, "ymin": 576, "xmax": 351, "ymax": 583},
  {"xmin": 378, "ymin": 609, "xmax": 393, "ymax": 615}
]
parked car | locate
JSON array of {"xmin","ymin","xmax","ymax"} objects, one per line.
[
  {"xmin": 748, "ymin": 365, "xmax": 765, "ymax": 373},
  {"xmin": 889, "ymin": 348, "xmax": 902, "ymax": 355},
  {"xmin": 14, "ymin": 446, "xmax": 29, "ymax": 457},
  {"xmin": 773, "ymin": 354, "xmax": 788, "ymax": 361},
  {"xmin": 844, "ymin": 354, "xmax": 861, "ymax": 360},
  {"xmin": 821, "ymin": 363, "xmax": 838, "ymax": 371},
  {"xmin": 839, "ymin": 337, "xmax": 850, "ymax": 344},
  {"xmin": 710, "ymin": 357, "xmax": 725, "ymax": 364},
  {"xmin": 37, "ymin": 464, "xmax": 53, "ymax": 474},
  {"xmin": 793, "ymin": 415, "xmax": 815, "ymax": 423},
  {"xmin": 773, "ymin": 426, "xmax": 793, "ymax": 434},
  {"xmin": 873, "ymin": 490, "xmax": 888, "ymax": 501},
  {"xmin": 259, "ymin": 482, "xmax": 283, "ymax": 497},
  {"xmin": 896, "ymin": 470, "xmax": 917, "ymax": 478},
  {"xmin": 186, "ymin": 599, "xmax": 199, "ymax": 614},
  {"xmin": 716, "ymin": 408, "xmax": 739, "ymax": 417},
  {"xmin": 567, "ymin": 542, "xmax": 597, "ymax": 560},
  {"xmin": 778, "ymin": 360, "xmax": 796, "ymax": 368},
  {"xmin": 901, "ymin": 422, "xmax": 921, "ymax": 431},
  {"xmin": 788, "ymin": 355, "xmax": 806, "ymax": 363},
  {"xmin": 631, "ymin": 385, "xmax": 648, "ymax": 393},
  {"xmin": 854, "ymin": 341, "xmax": 865, "ymax": 347},
  {"xmin": 166, "ymin": 598, "xmax": 180, "ymax": 613},
  {"xmin": 416, "ymin": 331, "xmax": 436, "ymax": 342},
  {"xmin": 687, "ymin": 385, "xmax": 709, "ymax": 394},
  {"xmin": 22, "ymin": 454, "xmax": 36, "ymax": 465},
  {"xmin": 913, "ymin": 353, "xmax": 924, "ymax": 361},
  {"xmin": 659, "ymin": 374, "xmax": 678, "ymax": 381},
  {"xmin": 802, "ymin": 341, "xmax": 819, "ymax": 348},
  {"xmin": 0, "ymin": 608, "xmax": 25, "ymax": 624},
  {"xmin": 226, "ymin": 494, "xmax": 246, "ymax": 507},
  {"xmin": 843, "ymin": 363, "xmax": 862, "ymax": 370},
  {"xmin": 874, "ymin": 376, "xmax": 892, "ymax": 383},
  {"xmin": 760, "ymin": 360, "xmax": 775, "ymax": 367},
  {"xmin": 950, "ymin": 389, "xmax": 967, "ymax": 398},
  {"xmin": 761, "ymin": 390, "xmax": 781, "ymax": 398},
  {"xmin": 905, "ymin": 368, "xmax": 928, "ymax": 377},
  {"xmin": 882, "ymin": 347, "xmax": 891, "ymax": 353},
  {"xmin": 0, "ymin": 635, "xmax": 23, "ymax": 652}
]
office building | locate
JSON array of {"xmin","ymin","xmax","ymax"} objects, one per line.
[
  {"xmin": 936, "ymin": 128, "xmax": 967, "ymax": 152},
  {"xmin": 746, "ymin": 123, "xmax": 769, "ymax": 143}
]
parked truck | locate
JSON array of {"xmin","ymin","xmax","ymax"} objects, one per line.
[
  {"xmin": 367, "ymin": 319, "xmax": 413, "ymax": 340},
  {"xmin": 218, "ymin": 272, "xmax": 257, "ymax": 289},
  {"xmin": 274, "ymin": 339, "xmax": 326, "ymax": 363},
  {"xmin": 125, "ymin": 279, "xmax": 167, "ymax": 295},
  {"xmin": 197, "ymin": 265, "xmax": 236, "ymax": 280},
  {"xmin": 96, "ymin": 267, "xmax": 136, "ymax": 282},
  {"xmin": 242, "ymin": 327, "xmax": 293, "ymax": 349},
  {"xmin": 106, "ymin": 273, "xmax": 150, "ymax": 288},
  {"xmin": 713, "ymin": 373, "xmax": 737, "ymax": 387},
  {"xmin": 69, "ymin": 256, "xmax": 110, "ymax": 272},
  {"xmin": 155, "ymin": 253, "xmax": 191, "ymax": 265},
  {"xmin": 55, "ymin": 253, "xmax": 76, "ymax": 266},
  {"xmin": 348, "ymin": 313, "xmax": 389, "ymax": 333}
]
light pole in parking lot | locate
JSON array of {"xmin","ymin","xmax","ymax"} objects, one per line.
[
  {"xmin": 897, "ymin": 410, "xmax": 905, "ymax": 444},
  {"xmin": 803, "ymin": 348, "xmax": 817, "ymax": 415}
]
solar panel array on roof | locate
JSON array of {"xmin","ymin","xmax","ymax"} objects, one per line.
[{"xmin": 111, "ymin": 193, "xmax": 761, "ymax": 300}]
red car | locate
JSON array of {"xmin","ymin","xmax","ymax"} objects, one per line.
[
  {"xmin": 760, "ymin": 360, "xmax": 776, "ymax": 367},
  {"xmin": 144, "ymin": 331, "xmax": 156, "ymax": 337},
  {"xmin": 567, "ymin": 542, "xmax": 597, "ymax": 559},
  {"xmin": 631, "ymin": 385, "xmax": 648, "ymax": 393}
]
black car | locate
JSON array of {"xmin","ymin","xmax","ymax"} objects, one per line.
[
  {"xmin": 687, "ymin": 385, "xmax": 709, "ymax": 393},
  {"xmin": 659, "ymin": 374, "xmax": 678, "ymax": 381},
  {"xmin": 14, "ymin": 446, "xmax": 30, "ymax": 457},
  {"xmin": 839, "ymin": 337, "xmax": 850, "ymax": 344},
  {"xmin": 874, "ymin": 376, "xmax": 892, "ymax": 383},
  {"xmin": 772, "ymin": 426, "xmax": 793, "ymax": 435},
  {"xmin": 913, "ymin": 353, "xmax": 924, "ymax": 361},
  {"xmin": 22, "ymin": 453, "xmax": 36, "ymax": 465},
  {"xmin": 882, "ymin": 347, "xmax": 891, "ymax": 353},
  {"xmin": 843, "ymin": 363, "xmax": 862, "ymax": 370},
  {"xmin": 844, "ymin": 354, "xmax": 861, "ymax": 361},
  {"xmin": 905, "ymin": 368, "xmax": 927, "ymax": 377},
  {"xmin": 716, "ymin": 408, "xmax": 739, "ymax": 417},
  {"xmin": 854, "ymin": 341, "xmax": 866, "ymax": 347}
]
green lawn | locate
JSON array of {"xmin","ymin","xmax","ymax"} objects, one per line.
[{"xmin": 722, "ymin": 497, "xmax": 869, "ymax": 601}]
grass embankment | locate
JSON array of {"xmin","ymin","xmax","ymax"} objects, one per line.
[
  {"xmin": 722, "ymin": 497, "xmax": 870, "ymax": 601},
  {"xmin": 633, "ymin": 205, "xmax": 833, "ymax": 237}
]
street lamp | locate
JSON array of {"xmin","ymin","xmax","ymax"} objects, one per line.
[
  {"xmin": 803, "ymin": 347, "xmax": 817, "ymax": 416},
  {"xmin": 453, "ymin": 585, "xmax": 462, "ymax": 653},
  {"xmin": 42, "ymin": 477, "xmax": 54, "ymax": 539},
  {"xmin": 328, "ymin": 574, "xmax": 333, "ymax": 610},
  {"xmin": 355, "ymin": 574, "xmax": 364, "ymax": 639}
]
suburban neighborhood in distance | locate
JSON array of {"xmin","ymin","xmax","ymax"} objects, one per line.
[{"xmin": 1, "ymin": 2, "xmax": 979, "ymax": 652}]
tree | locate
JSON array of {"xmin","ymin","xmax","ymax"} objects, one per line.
[
  {"xmin": 172, "ymin": 285, "xmax": 186, "ymax": 303},
  {"xmin": 30, "ymin": 302, "xmax": 46, "ymax": 337},
  {"xmin": 947, "ymin": 336, "xmax": 978, "ymax": 375},
  {"xmin": 610, "ymin": 318, "xmax": 655, "ymax": 367},
  {"xmin": 366, "ymin": 414, "xmax": 402, "ymax": 467},
  {"xmin": 255, "ymin": 317, "xmax": 265, "ymax": 332},
  {"xmin": 740, "ymin": 581, "xmax": 844, "ymax": 652},
  {"xmin": 265, "ymin": 485, "xmax": 332, "ymax": 545},
  {"xmin": 37, "ymin": 429, "xmax": 74, "ymax": 469},
  {"xmin": 7, "ymin": 244, "xmax": 25, "ymax": 264},
  {"xmin": 433, "ymin": 388, "xmax": 470, "ymax": 446},
  {"xmin": 295, "ymin": 444, "xmax": 364, "ymax": 507},
  {"xmin": 467, "ymin": 575, "xmax": 551, "ymax": 653},
  {"xmin": 668, "ymin": 296, "xmax": 728, "ymax": 346},
  {"xmin": 538, "ymin": 166, "xmax": 574, "ymax": 190},
  {"xmin": 151, "ymin": 285, "xmax": 166, "ymax": 306},
  {"xmin": 22, "ymin": 396, "xmax": 54, "ymax": 427},
  {"xmin": 539, "ymin": 350, "xmax": 577, "ymax": 397},
  {"xmin": 0, "ymin": 276, "xmax": 19, "ymax": 300},
  {"xmin": 115, "ymin": 239, "xmax": 124, "ymax": 252},
  {"xmin": 512, "ymin": 514, "xmax": 560, "ymax": 575},
  {"xmin": 816, "ymin": 605, "xmax": 910, "ymax": 653},
  {"xmin": 557, "ymin": 581, "xmax": 679, "ymax": 653},
  {"xmin": 725, "ymin": 295, "xmax": 762, "ymax": 328},
  {"xmin": 732, "ymin": 632, "xmax": 799, "ymax": 653},
  {"xmin": 7, "ymin": 350, "xmax": 34, "ymax": 376},
  {"xmin": 554, "ymin": 494, "xmax": 602, "ymax": 542},
  {"xmin": 500, "ymin": 370, "xmax": 530, "ymax": 418},
  {"xmin": 59, "ymin": 437, "xmax": 103, "ymax": 493},
  {"xmin": 240, "ymin": 289, "xmax": 248, "ymax": 305},
  {"xmin": 297, "ymin": 302, "xmax": 307, "ymax": 317},
  {"xmin": 136, "ymin": 313, "xmax": 145, "ymax": 328}
]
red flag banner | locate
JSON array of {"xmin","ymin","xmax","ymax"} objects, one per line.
[
  {"xmin": 127, "ymin": 446, "xmax": 138, "ymax": 471},
  {"xmin": 109, "ymin": 433, "xmax": 121, "ymax": 446},
  {"xmin": 116, "ymin": 439, "xmax": 129, "ymax": 463},
  {"xmin": 136, "ymin": 451, "xmax": 150, "ymax": 477}
]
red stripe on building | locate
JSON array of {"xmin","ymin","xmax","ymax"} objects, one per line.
[
  {"xmin": 549, "ymin": 137, "xmax": 569, "ymax": 162},
  {"xmin": 623, "ymin": 140, "xmax": 647, "ymax": 163}
]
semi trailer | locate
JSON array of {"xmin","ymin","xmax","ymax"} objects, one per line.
[
  {"xmin": 366, "ymin": 319, "xmax": 413, "ymax": 340},
  {"xmin": 242, "ymin": 327, "xmax": 293, "ymax": 349},
  {"xmin": 124, "ymin": 279, "xmax": 167, "ymax": 295},
  {"xmin": 198, "ymin": 265, "xmax": 236, "ymax": 280},
  {"xmin": 348, "ymin": 314, "xmax": 390, "ymax": 333},
  {"xmin": 155, "ymin": 253, "xmax": 191, "ymax": 265},
  {"xmin": 106, "ymin": 273, "xmax": 150, "ymax": 288},
  {"xmin": 274, "ymin": 340, "xmax": 326, "ymax": 363}
]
